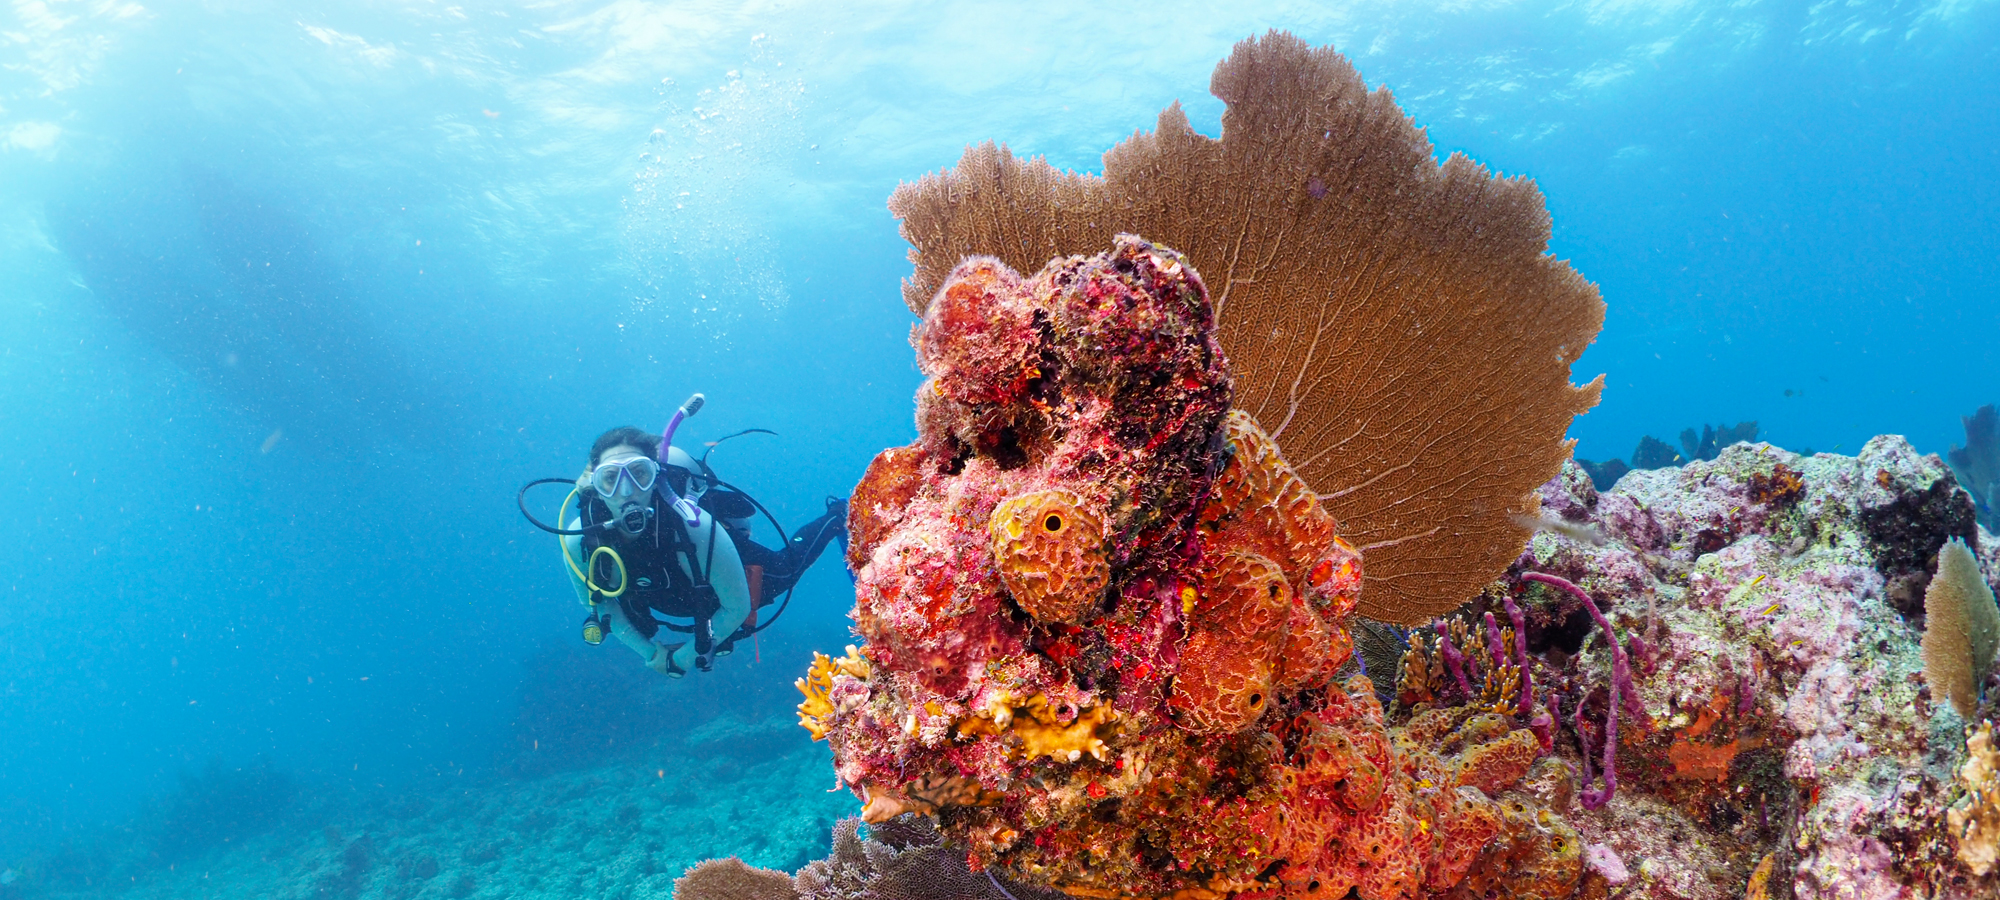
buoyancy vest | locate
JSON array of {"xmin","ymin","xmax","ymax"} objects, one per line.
[{"xmin": 579, "ymin": 493, "xmax": 722, "ymax": 641}]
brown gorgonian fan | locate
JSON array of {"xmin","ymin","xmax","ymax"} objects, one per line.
[{"xmin": 888, "ymin": 30, "xmax": 1605, "ymax": 624}]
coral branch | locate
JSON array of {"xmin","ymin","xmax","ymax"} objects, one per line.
[
  {"xmin": 1504, "ymin": 593, "xmax": 1534, "ymax": 718},
  {"xmin": 1436, "ymin": 619, "xmax": 1474, "ymax": 698},
  {"xmin": 1483, "ymin": 611, "xmax": 1507, "ymax": 670}
]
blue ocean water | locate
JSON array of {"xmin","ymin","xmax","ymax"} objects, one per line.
[{"xmin": 0, "ymin": 0, "xmax": 1994, "ymax": 892}]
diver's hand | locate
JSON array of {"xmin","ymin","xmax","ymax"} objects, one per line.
[
  {"xmin": 648, "ymin": 643, "xmax": 688, "ymax": 678},
  {"xmin": 715, "ymin": 623, "xmax": 753, "ymax": 658}
]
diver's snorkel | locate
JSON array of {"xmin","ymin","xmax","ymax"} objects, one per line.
[{"xmin": 658, "ymin": 393, "xmax": 707, "ymax": 527}]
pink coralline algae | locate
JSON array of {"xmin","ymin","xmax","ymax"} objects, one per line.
[
  {"xmin": 804, "ymin": 236, "xmax": 1579, "ymax": 900},
  {"xmin": 1512, "ymin": 437, "xmax": 2000, "ymax": 899}
]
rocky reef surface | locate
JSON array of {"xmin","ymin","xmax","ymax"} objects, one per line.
[{"xmin": 1507, "ymin": 436, "xmax": 1999, "ymax": 899}]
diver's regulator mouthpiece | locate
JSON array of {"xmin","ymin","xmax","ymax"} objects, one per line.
[{"xmin": 617, "ymin": 504, "xmax": 654, "ymax": 536}]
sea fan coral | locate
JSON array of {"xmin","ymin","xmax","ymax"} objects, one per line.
[
  {"xmin": 793, "ymin": 817, "xmax": 1068, "ymax": 900},
  {"xmin": 809, "ymin": 235, "xmax": 1578, "ymax": 900},
  {"xmin": 676, "ymin": 857, "xmax": 798, "ymax": 900},
  {"xmin": 1949, "ymin": 405, "xmax": 2000, "ymax": 530},
  {"xmin": 1922, "ymin": 538, "xmax": 2000, "ymax": 719},
  {"xmin": 888, "ymin": 31, "xmax": 1604, "ymax": 624}
]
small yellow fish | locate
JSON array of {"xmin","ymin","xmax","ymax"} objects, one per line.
[{"xmin": 1729, "ymin": 573, "xmax": 1770, "ymax": 611}]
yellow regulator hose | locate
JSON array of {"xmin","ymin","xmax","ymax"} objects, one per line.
[{"xmin": 558, "ymin": 487, "xmax": 628, "ymax": 599}]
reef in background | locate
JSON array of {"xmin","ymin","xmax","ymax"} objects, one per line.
[
  {"xmin": 1949, "ymin": 404, "xmax": 2000, "ymax": 531},
  {"xmin": 1576, "ymin": 421, "xmax": 1763, "ymax": 491}
]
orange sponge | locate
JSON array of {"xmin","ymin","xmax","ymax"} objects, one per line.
[
  {"xmin": 849, "ymin": 445, "xmax": 927, "ymax": 571},
  {"xmin": 988, "ymin": 488, "xmax": 1109, "ymax": 624},
  {"xmin": 1203, "ymin": 411, "xmax": 1339, "ymax": 586},
  {"xmin": 1171, "ymin": 551, "xmax": 1293, "ymax": 734}
]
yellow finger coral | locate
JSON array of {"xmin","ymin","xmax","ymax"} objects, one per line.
[
  {"xmin": 1949, "ymin": 720, "xmax": 2000, "ymax": 875},
  {"xmin": 989, "ymin": 488, "xmax": 1109, "ymax": 624},
  {"xmin": 797, "ymin": 645, "xmax": 871, "ymax": 742},
  {"xmin": 957, "ymin": 691, "xmax": 1118, "ymax": 764},
  {"xmin": 797, "ymin": 652, "xmax": 836, "ymax": 741}
]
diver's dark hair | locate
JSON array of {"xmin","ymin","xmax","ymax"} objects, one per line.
[{"xmin": 589, "ymin": 426, "xmax": 660, "ymax": 467}]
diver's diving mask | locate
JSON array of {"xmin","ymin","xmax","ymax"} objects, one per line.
[
  {"xmin": 592, "ymin": 454, "xmax": 659, "ymax": 535},
  {"xmin": 591, "ymin": 456, "xmax": 660, "ymax": 500}
]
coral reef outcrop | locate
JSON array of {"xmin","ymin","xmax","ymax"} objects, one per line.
[
  {"xmin": 810, "ymin": 234, "xmax": 1581, "ymax": 900},
  {"xmin": 887, "ymin": 30, "xmax": 1604, "ymax": 625}
]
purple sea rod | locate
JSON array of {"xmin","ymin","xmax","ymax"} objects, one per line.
[{"xmin": 1522, "ymin": 571, "xmax": 1631, "ymax": 810}]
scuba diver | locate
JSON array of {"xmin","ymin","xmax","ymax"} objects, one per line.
[{"xmin": 519, "ymin": 394, "xmax": 848, "ymax": 677}]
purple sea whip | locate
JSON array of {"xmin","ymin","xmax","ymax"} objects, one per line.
[
  {"xmin": 1522, "ymin": 571, "xmax": 1632, "ymax": 810},
  {"xmin": 1435, "ymin": 620, "xmax": 1474, "ymax": 698},
  {"xmin": 1502, "ymin": 593, "xmax": 1533, "ymax": 717}
]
